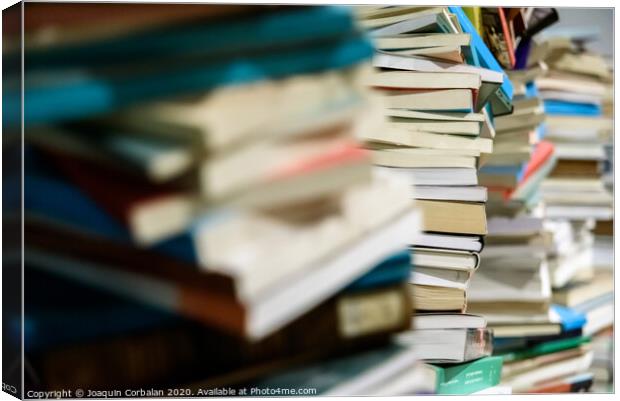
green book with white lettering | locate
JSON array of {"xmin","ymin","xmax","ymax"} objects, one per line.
[{"xmin": 428, "ymin": 356, "xmax": 503, "ymax": 395}]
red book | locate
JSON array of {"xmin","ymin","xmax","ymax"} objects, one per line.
[
  {"xmin": 487, "ymin": 141, "xmax": 555, "ymax": 200},
  {"xmin": 520, "ymin": 140, "xmax": 555, "ymax": 184},
  {"xmin": 498, "ymin": 8, "xmax": 516, "ymax": 68}
]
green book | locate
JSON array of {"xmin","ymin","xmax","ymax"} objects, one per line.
[
  {"xmin": 499, "ymin": 336, "xmax": 591, "ymax": 363},
  {"xmin": 429, "ymin": 356, "xmax": 503, "ymax": 395}
]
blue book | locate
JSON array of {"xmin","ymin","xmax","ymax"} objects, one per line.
[
  {"xmin": 480, "ymin": 163, "xmax": 526, "ymax": 181},
  {"xmin": 525, "ymin": 81, "xmax": 539, "ymax": 98},
  {"xmin": 543, "ymin": 100, "xmax": 602, "ymax": 116},
  {"xmin": 25, "ymin": 160, "xmax": 199, "ymax": 264},
  {"xmin": 346, "ymin": 250, "xmax": 410, "ymax": 291},
  {"xmin": 10, "ymin": 34, "xmax": 373, "ymax": 127},
  {"xmin": 22, "ymin": 268, "xmax": 182, "ymax": 352},
  {"xmin": 19, "ymin": 7, "xmax": 357, "ymax": 71},
  {"xmin": 551, "ymin": 304, "xmax": 587, "ymax": 332},
  {"xmin": 448, "ymin": 6, "xmax": 514, "ymax": 116}
]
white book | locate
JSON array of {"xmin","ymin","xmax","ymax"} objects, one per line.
[
  {"xmin": 541, "ymin": 178, "xmax": 605, "ymax": 192},
  {"xmin": 505, "ymin": 351, "xmax": 594, "ymax": 392},
  {"xmin": 549, "ymin": 246, "xmax": 594, "ymax": 289},
  {"xmin": 386, "ymin": 109, "xmax": 485, "ymax": 122},
  {"xmin": 410, "ymin": 266, "xmax": 471, "ymax": 290},
  {"xmin": 371, "ymin": 362, "xmax": 437, "ymax": 396},
  {"xmin": 373, "ymin": 33, "xmax": 471, "ymax": 50},
  {"xmin": 375, "ymin": 166, "xmax": 478, "ymax": 186},
  {"xmin": 553, "ymin": 143, "xmax": 606, "ymax": 160},
  {"xmin": 413, "ymin": 313, "xmax": 486, "ymax": 330},
  {"xmin": 370, "ymin": 11, "xmax": 454, "ymax": 36},
  {"xmin": 361, "ymin": 126, "xmax": 493, "ymax": 153},
  {"xmin": 395, "ymin": 328, "xmax": 491, "ymax": 363},
  {"xmin": 487, "ymin": 216, "xmax": 544, "ymax": 237},
  {"xmin": 387, "ymin": 119, "xmax": 481, "ymax": 136},
  {"xmin": 412, "ymin": 247, "xmax": 480, "ymax": 271},
  {"xmin": 374, "ymin": 51, "xmax": 504, "ymax": 84},
  {"xmin": 383, "ymin": 88, "xmax": 474, "ymax": 111},
  {"xmin": 30, "ymin": 209, "xmax": 420, "ymax": 341},
  {"xmin": 368, "ymin": 70, "xmax": 481, "ymax": 90},
  {"xmin": 472, "ymin": 386, "xmax": 512, "ymax": 395},
  {"xmin": 371, "ymin": 148, "xmax": 476, "ymax": 168},
  {"xmin": 545, "ymin": 205, "xmax": 613, "ymax": 220},
  {"xmin": 324, "ymin": 345, "xmax": 425, "ymax": 396},
  {"xmin": 468, "ymin": 261, "xmax": 551, "ymax": 303},
  {"xmin": 536, "ymin": 76, "xmax": 608, "ymax": 96},
  {"xmin": 413, "ymin": 185, "xmax": 487, "ymax": 202},
  {"xmin": 360, "ymin": 6, "xmax": 444, "ymax": 29},
  {"xmin": 540, "ymin": 90, "xmax": 603, "ymax": 105},
  {"xmin": 411, "ymin": 232, "xmax": 483, "ymax": 252}
]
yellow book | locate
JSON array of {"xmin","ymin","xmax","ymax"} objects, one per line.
[{"xmin": 463, "ymin": 7, "xmax": 483, "ymax": 36}]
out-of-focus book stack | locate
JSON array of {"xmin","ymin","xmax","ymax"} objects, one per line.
[
  {"xmin": 14, "ymin": 4, "xmax": 428, "ymax": 393},
  {"xmin": 534, "ymin": 32, "xmax": 614, "ymax": 393},
  {"xmin": 465, "ymin": 7, "xmax": 608, "ymax": 394},
  {"xmin": 355, "ymin": 5, "xmax": 516, "ymax": 395}
]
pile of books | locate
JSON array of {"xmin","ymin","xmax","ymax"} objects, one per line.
[
  {"xmin": 533, "ymin": 32, "xmax": 614, "ymax": 392},
  {"xmin": 16, "ymin": 4, "xmax": 430, "ymax": 393},
  {"xmin": 355, "ymin": 5, "xmax": 515, "ymax": 395},
  {"xmin": 465, "ymin": 7, "xmax": 613, "ymax": 393}
]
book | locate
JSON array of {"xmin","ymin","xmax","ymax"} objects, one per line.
[
  {"xmin": 428, "ymin": 356, "xmax": 503, "ymax": 394},
  {"xmin": 371, "ymin": 148, "xmax": 476, "ymax": 169},
  {"xmin": 375, "ymin": 166, "xmax": 478, "ymax": 186},
  {"xmin": 528, "ymin": 372, "xmax": 594, "ymax": 393},
  {"xmin": 102, "ymin": 67, "xmax": 366, "ymax": 154},
  {"xmin": 370, "ymin": 9, "xmax": 455, "ymax": 37},
  {"xmin": 412, "ymin": 247, "xmax": 480, "ymax": 271},
  {"xmin": 468, "ymin": 261, "xmax": 552, "ymax": 304},
  {"xmin": 411, "ymin": 232, "xmax": 483, "ymax": 252},
  {"xmin": 15, "ymin": 3, "xmax": 258, "ymax": 48},
  {"xmin": 552, "ymin": 272, "xmax": 614, "ymax": 308},
  {"xmin": 503, "ymin": 351, "xmax": 594, "ymax": 392},
  {"xmin": 448, "ymin": 6, "xmax": 514, "ymax": 116},
  {"xmin": 362, "ymin": 128, "xmax": 493, "ymax": 154},
  {"xmin": 13, "ymin": 33, "xmax": 374, "ymax": 126},
  {"xmin": 360, "ymin": 7, "xmax": 445, "ymax": 29},
  {"xmin": 396, "ymin": 328, "xmax": 493, "ymax": 363},
  {"xmin": 372, "ymin": 33, "xmax": 471, "ymax": 50},
  {"xmin": 368, "ymin": 70, "xmax": 481, "ymax": 90},
  {"xmin": 28, "ymin": 278, "xmax": 413, "ymax": 390},
  {"xmin": 498, "ymin": 336, "xmax": 591, "ymax": 363},
  {"xmin": 410, "ymin": 266, "xmax": 472, "ymax": 290},
  {"xmin": 26, "ymin": 206, "xmax": 420, "ymax": 340},
  {"xmin": 410, "ymin": 285, "xmax": 466, "ymax": 312},
  {"xmin": 246, "ymin": 343, "xmax": 425, "ymax": 396},
  {"xmin": 413, "ymin": 313, "xmax": 487, "ymax": 330},
  {"xmin": 382, "ymin": 88, "xmax": 475, "ymax": 112},
  {"xmin": 413, "ymin": 186, "xmax": 487, "ymax": 202},
  {"xmin": 19, "ymin": 6, "xmax": 358, "ymax": 70},
  {"xmin": 416, "ymin": 200, "xmax": 487, "ymax": 235},
  {"xmin": 373, "ymin": 51, "xmax": 503, "ymax": 110}
]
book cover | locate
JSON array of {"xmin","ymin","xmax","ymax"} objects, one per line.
[{"xmin": 429, "ymin": 355, "xmax": 503, "ymax": 394}]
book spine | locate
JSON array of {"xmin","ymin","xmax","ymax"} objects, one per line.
[{"xmin": 433, "ymin": 356, "xmax": 503, "ymax": 395}]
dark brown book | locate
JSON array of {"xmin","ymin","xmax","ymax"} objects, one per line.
[
  {"xmin": 593, "ymin": 219, "xmax": 613, "ymax": 236},
  {"xmin": 549, "ymin": 159, "xmax": 600, "ymax": 178},
  {"xmin": 28, "ymin": 284, "xmax": 411, "ymax": 391},
  {"xmin": 6, "ymin": 4, "xmax": 264, "ymax": 47}
]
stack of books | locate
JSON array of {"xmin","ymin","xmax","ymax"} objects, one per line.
[
  {"xmin": 535, "ymin": 32, "xmax": 614, "ymax": 393},
  {"xmin": 355, "ymin": 5, "xmax": 514, "ymax": 395},
  {"xmin": 465, "ymin": 8, "xmax": 612, "ymax": 394},
  {"xmin": 17, "ymin": 4, "xmax": 428, "ymax": 392}
]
